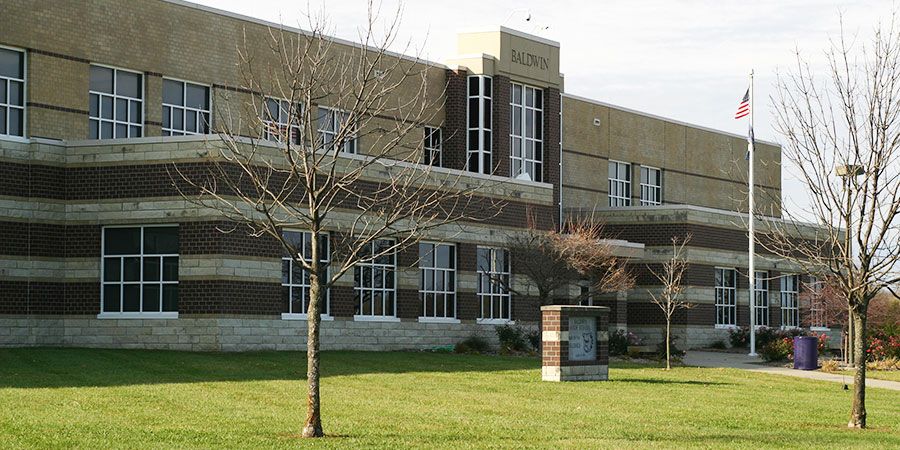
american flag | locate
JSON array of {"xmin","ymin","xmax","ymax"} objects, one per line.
[{"xmin": 734, "ymin": 89, "xmax": 750, "ymax": 119}]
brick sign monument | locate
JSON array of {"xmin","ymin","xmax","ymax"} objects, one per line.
[{"xmin": 541, "ymin": 305, "xmax": 610, "ymax": 381}]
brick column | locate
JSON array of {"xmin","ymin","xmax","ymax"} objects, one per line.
[
  {"xmin": 544, "ymin": 87, "xmax": 561, "ymax": 222},
  {"xmin": 492, "ymin": 75, "xmax": 510, "ymax": 177},
  {"xmin": 541, "ymin": 305, "xmax": 609, "ymax": 382},
  {"xmin": 443, "ymin": 69, "xmax": 468, "ymax": 171}
]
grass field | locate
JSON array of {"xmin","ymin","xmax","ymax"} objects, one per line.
[
  {"xmin": 2, "ymin": 348, "xmax": 899, "ymax": 449},
  {"xmin": 838, "ymin": 369, "xmax": 900, "ymax": 383}
]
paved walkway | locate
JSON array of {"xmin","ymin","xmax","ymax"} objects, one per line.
[{"xmin": 683, "ymin": 350, "xmax": 900, "ymax": 392}]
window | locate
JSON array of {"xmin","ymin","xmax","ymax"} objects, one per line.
[
  {"xmin": 510, "ymin": 82, "xmax": 543, "ymax": 181},
  {"xmin": 263, "ymin": 97, "xmax": 301, "ymax": 145},
  {"xmin": 477, "ymin": 247, "xmax": 511, "ymax": 322},
  {"xmin": 101, "ymin": 226, "xmax": 178, "ymax": 317},
  {"xmin": 282, "ymin": 231, "xmax": 330, "ymax": 318},
  {"xmin": 579, "ymin": 284, "xmax": 593, "ymax": 306},
  {"xmin": 419, "ymin": 243, "xmax": 456, "ymax": 320},
  {"xmin": 715, "ymin": 268, "xmax": 736, "ymax": 326},
  {"xmin": 318, "ymin": 107, "xmax": 356, "ymax": 153},
  {"xmin": 781, "ymin": 274, "xmax": 799, "ymax": 329},
  {"xmin": 640, "ymin": 166, "xmax": 661, "ymax": 205},
  {"xmin": 162, "ymin": 79, "xmax": 210, "ymax": 136},
  {"xmin": 354, "ymin": 239, "xmax": 396, "ymax": 319},
  {"xmin": 467, "ymin": 75, "xmax": 492, "ymax": 174},
  {"xmin": 609, "ymin": 161, "xmax": 631, "ymax": 206},
  {"xmin": 0, "ymin": 47, "xmax": 25, "ymax": 138},
  {"xmin": 809, "ymin": 276, "xmax": 827, "ymax": 329},
  {"xmin": 424, "ymin": 126, "xmax": 442, "ymax": 166},
  {"xmin": 754, "ymin": 271, "xmax": 769, "ymax": 327},
  {"xmin": 89, "ymin": 65, "xmax": 143, "ymax": 139}
]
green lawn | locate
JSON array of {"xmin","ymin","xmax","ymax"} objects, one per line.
[
  {"xmin": 1, "ymin": 349, "xmax": 899, "ymax": 449},
  {"xmin": 838, "ymin": 370, "xmax": 900, "ymax": 383}
]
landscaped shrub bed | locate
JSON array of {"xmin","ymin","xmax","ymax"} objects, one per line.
[
  {"xmin": 609, "ymin": 330, "xmax": 643, "ymax": 356},
  {"xmin": 866, "ymin": 332, "xmax": 900, "ymax": 362},
  {"xmin": 759, "ymin": 331, "xmax": 828, "ymax": 362}
]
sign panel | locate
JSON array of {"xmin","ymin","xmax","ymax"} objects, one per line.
[{"xmin": 568, "ymin": 316, "xmax": 597, "ymax": 361}]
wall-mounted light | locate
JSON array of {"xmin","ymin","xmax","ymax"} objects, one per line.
[{"xmin": 593, "ymin": 118, "xmax": 601, "ymax": 126}]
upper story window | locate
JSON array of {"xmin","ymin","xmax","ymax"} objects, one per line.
[
  {"xmin": 781, "ymin": 274, "xmax": 799, "ymax": 329},
  {"xmin": 101, "ymin": 226, "xmax": 178, "ymax": 317},
  {"xmin": 808, "ymin": 276, "xmax": 827, "ymax": 329},
  {"xmin": 282, "ymin": 231, "xmax": 330, "ymax": 318},
  {"xmin": 754, "ymin": 271, "xmax": 769, "ymax": 327},
  {"xmin": 477, "ymin": 247, "xmax": 511, "ymax": 322},
  {"xmin": 424, "ymin": 126, "xmax": 442, "ymax": 166},
  {"xmin": 318, "ymin": 106, "xmax": 356, "ymax": 154},
  {"xmin": 0, "ymin": 47, "xmax": 25, "ymax": 138},
  {"xmin": 89, "ymin": 65, "xmax": 143, "ymax": 139},
  {"xmin": 264, "ymin": 97, "xmax": 301, "ymax": 145},
  {"xmin": 419, "ymin": 243, "xmax": 456, "ymax": 320},
  {"xmin": 640, "ymin": 166, "xmax": 661, "ymax": 205},
  {"xmin": 162, "ymin": 79, "xmax": 210, "ymax": 136},
  {"xmin": 354, "ymin": 239, "xmax": 396, "ymax": 318},
  {"xmin": 715, "ymin": 267, "xmax": 736, "ymax": 326},
  {"xmin": 467, "ymin": 75, "xmax": 492, "ymax": 174},
  {"xmin": 510, "ymin": 83, "xmax": 543, "ymax": 182},
  {"xmin": 608, "ymin": 161, "xmax": 631, "ymax": 207}
]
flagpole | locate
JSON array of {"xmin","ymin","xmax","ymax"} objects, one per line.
[{"xmin": 748, "ymin": 70, "xmax": 758, "ymax": 357}]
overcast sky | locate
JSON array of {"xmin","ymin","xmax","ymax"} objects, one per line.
[{"xmin": 192, "ymin": 0, "xmax": 890, "ymax": 217}]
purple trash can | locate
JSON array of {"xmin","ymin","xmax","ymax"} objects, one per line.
[{"xmin": 793, "ymin": 336, "xmax": 818, "ymax": 370}]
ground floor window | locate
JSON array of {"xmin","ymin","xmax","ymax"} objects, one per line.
[
  {"xmin": 419, "ymin": 243, "xmax": 456, "ymax": 319},
  {"xmin": 101, "ymin": 226, "xmax": 178, "ymax": 316},
  {"xmin": 354, "ymin": 239, "xmax": 396, "ymax": 317},
  {"xmin": 781, "ymin": 274, "xmax": 799, "ymax": 329},
  {"xmin": 715, "ymin": 268, "xmax": 736, "ymax": 326},
  {"xmin": 754, "ymin": 271, "xmax": 768, "ymax": 327},
  {"xmin": 477, "ymin": 247, "xmax": 510, "ymax": 321},
  {"xmin": 282, "ymin": 231, "xmax": 330, "ymax": 317}
]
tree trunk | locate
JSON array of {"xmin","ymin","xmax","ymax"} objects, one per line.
[
  {"xmin": 848, "ymin": 308, "xmax": 867, "ymax": 429},
  {"xmin": 665, "ymin": 318, "xmax": 671, "ymax": 370},
  {"xmin": 302, "ymin": 270, "xmax": 325, "ymax": 438}
]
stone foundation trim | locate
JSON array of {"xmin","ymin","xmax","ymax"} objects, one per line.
[{"xmin": 542, "ymin": 364, "xmax": 609, "ymax": 382}]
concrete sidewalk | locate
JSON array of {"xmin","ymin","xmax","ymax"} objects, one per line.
[{"xmin": 683, "ymin": 350, "xmax": 900, "ymax": 392}]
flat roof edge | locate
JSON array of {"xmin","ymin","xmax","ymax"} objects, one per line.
[
  {"xmin": 561, "ymin": 93, "xmax": 780, "ymax": 147},
  {"xmin": 457, "ymin": 26, "xmax": 561, "ymax": 48}
]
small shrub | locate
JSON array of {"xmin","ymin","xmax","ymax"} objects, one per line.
[
  {"xmin": 456, "ymin": 335, "xmax": 490, "ymax": 354},
  {"xmin": 709, "ymin": 340, "xmax": 728, "ymax": 350},
  {"xmin": 610, "ymin": 330, "xmax": 644, "ymax": 356},
  {"xmin": 656, "ymin": 339, "xmax": 687, "ymax": 361},
  {"xmin": 728, "ymin": 326, "xmax": 750, "ymax": 348},
  {"xmin": 495, "ymin": 325, "xmax": 531, "ymax": 352},
  {"xmin": 867, "ymin": 356, "xmax": 900, "ymax": 371},
  {"xmin": 866, "ymin": 332, "xmax": 900, "ymax": 362},
  {"xmin": 820, "ymin": 359, "xmax": 841, "ymax": 372},
  {"xmin": 525, "ymin": 328, "xmax": 540, "ymax": 351}
]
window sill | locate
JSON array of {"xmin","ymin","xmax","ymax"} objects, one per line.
[
  {"xmin": 418, "ymin": 317, "xmax": 461, "ymax": 324},
  {"xmin": 97, "ymin": 312, "xmax": 178, "ymax": 319},
  {"xmin": 476, "ymin": 318, "xmax": 514, "ymax": 325},
  {"xmin": 281, "ymin": 313, "xmax": 334, "ymax": 321},
  {"xmin": 810, "ymin": 327, "xmax": 830, "ymax": 332},
  {"xmin": 781, "ymin": 326, "xmax": 800, "ymax": 331},
  {"xmin": 714, "ymin": 324, "xmax": 737, "ymax": 329},
  {"xmin": 353, "ymin": 315, "xmax": 401, "ymax": 323},
  {"xmin": 0, "ymin": 135, "xmax": 30, "ymax": 144}
]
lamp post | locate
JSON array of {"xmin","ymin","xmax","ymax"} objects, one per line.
[{"xmin": 835, "ymin": 164, "xmax": 864, "ymax": 366}]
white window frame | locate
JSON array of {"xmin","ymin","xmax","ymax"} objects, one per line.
[
  {"xmin": 609, "ymin": 160, "xmax": 632, "ymax": 207},
  {"xmin": 510, "ymin": 82, "xmax": 543, "ymax": 182},
  {"xmin": 162, "ymin": 77, "xmax": 211, "ymax": 136},
  {"xmin": 466, "ymin": 75, "xmax": 492, "ymax": 174},
  {"xmin": 354, "ymin": 239, "xmax": 399, "ymax": 322},
  {"xmin": 0, "ymin": 45, "xmax": 26, "ymax": 140},
  {"xmin": 781, "ymin": 274, "xmax": 800, "ymax": 329},
  {"xmin": 281, "ymin": 231, "xmax": 333, "ymax": 321},
  {"xmin": 579, "ymin": 284, "xmax": 593, "ymax": 306},
  {"xmin": 640, "ymin": 166, "xmax": 662, "ymax": 205},
  {"xmin": 318, "ymin": 106, "xmax": 356, "ymax": 154},
  {"xmin": 477, "ymin": 247, "xmax": 512, "ymax": 324},
  {"xmin": 262, "ymin": 97, "xmax": 302, "ymax": 145},
  {"xmin": 754, "ymin": 270, "xmax": 769, "ymax": 328},
  {"xmin": 89, "ymin": 64, "xmax": 143, "ymax": 139},
  {"xmin": 424, "ymin": 126, "xmax": 442, "ymax": 166},
  {"xmin": 418, "ymin": 242, "xmax": 458, "ymax": 323},
  {"xmin": 809, "ymin": 276, "xmax": 828, "ymax": 330},
  {"xmin": 714, "ymin": 267, "xmax": 737, "ymax": 328},
  {"xmin": 99, "ymin": 225, "xmax": 178, "ymax": 319}
]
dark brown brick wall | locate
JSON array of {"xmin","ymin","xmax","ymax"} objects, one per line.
[
  {"xmin": 443, "ymin": 69, "xmax": 468, "ymax": 171},
  {"xmin": 544, "ymin": 87, "xmax": 561, "ymax": 225},
  {"xmin": 492, "ymin": 75, "xmax": 510, "ymax": 177}
]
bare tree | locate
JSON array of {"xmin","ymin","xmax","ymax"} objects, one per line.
[
  {"xmin": 766, "ymin": 11, "xmax": 900, "ymax": 428},
  {"xmin": 502, "ymin": 217, "xmax": 634, "ymax": 307},
  {"xmin": 647, "ymin": 235, "xmax": 692, "ymax": 370},
  {"xmin": 175, "ymin": 8, "xmax": 500, "ymax": 438}
]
